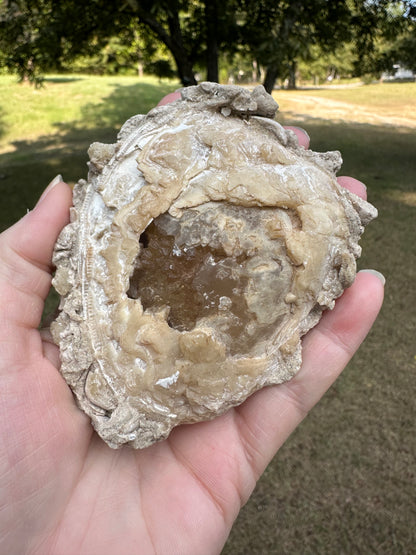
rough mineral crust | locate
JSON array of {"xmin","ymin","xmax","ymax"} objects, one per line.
[{"xmin": 51, "ymin": 82, "xmax": 377, "ymax": 449}]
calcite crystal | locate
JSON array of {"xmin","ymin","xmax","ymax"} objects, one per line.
[{"xmin": 51, "ymin": 83, "xmax": 377, "ymax": 449}]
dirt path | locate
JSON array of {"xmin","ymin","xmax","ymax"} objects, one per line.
[{"xmin": 273, "ymin": 92, "xmax": 416, "ymax": 129}]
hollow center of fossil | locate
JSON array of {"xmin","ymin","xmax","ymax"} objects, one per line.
[{"xmin": 127, "ymin": 204, "xmax": 292, "ymax": 354}]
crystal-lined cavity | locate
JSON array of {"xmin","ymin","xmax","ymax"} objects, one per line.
[{"xmin": 128, "ymin": 204, "xmax": 295, "ymax": 355}]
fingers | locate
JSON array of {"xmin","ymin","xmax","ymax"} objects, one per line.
[
  {"xmin": 0, "ymin": 179, "xmax": 72, "ymax": 328},
  {"xmin": 234, "ymin": 270, "xmax": 384, "ymax": 480},
  {"xmin": 1, "ymin": 178, "xmax": 72, "ymax": 273},
  {"xmin": 337, "ymin": 175, "xmax": 367, "ymax": 200},
  {"xmin": 282, "ymin": 129, "xmax": 367, "ymax": 201},
  {"xmin": 39, "ymin": 328, "xmax": 62, "ymax": 368},
  {"xmin": 284, "ymin": 126, "xmax": 310, "ymax": 149},
  {"xmin": 158, "ymin": 91, "xmax": 181, "ymax": 106},
  {"xmin": 14, "ymin": 178, "xmax": 72, "ymax": 274},
  {"xmin": 286, "ymin": 270, "xmax": 384, "ymax": 413},
  {"xmin": 284, "ymin": 130, "xmax": 367, "ymax": 201}
]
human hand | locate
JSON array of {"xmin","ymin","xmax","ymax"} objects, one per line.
[{"xmin": 0, "ymin": 122, "xmax": 383, "ymax": 555}]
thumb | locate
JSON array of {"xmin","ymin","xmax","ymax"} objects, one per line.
[{"xmin": 0, "ymin": 178, "xmax": 72, "ymax": 328}]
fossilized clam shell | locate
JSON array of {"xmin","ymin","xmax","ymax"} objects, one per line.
[{"xmin": 51, "ymin": 83, "xmax": 377, "ymax": 449}]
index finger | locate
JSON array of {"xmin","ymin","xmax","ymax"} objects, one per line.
[
  {"xmin": 157, "ymin": 91, "xmax": 181, "ymax": 106},
  {"xmin": 337, "ymin": 175, "xmax": 367, "ymax": 200}
]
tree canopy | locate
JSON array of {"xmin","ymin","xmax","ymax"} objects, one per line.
[{"xmin": 0, "ymin": 0, "xmax": 415, "ymax": 89}]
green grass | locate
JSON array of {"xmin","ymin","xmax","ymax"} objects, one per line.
[
  {"xmin": 1, "ymin": 75, "xmax": 415, "ymax": 554},
  {"xmin": 0, "ymin": 74, "xmax": 179, "ymax": 148},
  {"xmin": 0, "ymin": 74, "xmax": 178, "ymax": 228}
]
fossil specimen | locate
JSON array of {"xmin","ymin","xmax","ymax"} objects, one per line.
[{"xmin": 51, "ymin": 83, "xmax": 377, "ymax": 449}]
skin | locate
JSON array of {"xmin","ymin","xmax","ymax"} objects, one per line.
[{"xmin": 0, "ymin": 107, "xmax": 384, "ymax": 554}]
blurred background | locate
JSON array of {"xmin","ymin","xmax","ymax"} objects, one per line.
[{"xmin": 0, "ymin": 1, "xmax": 415, "ymax": 552}]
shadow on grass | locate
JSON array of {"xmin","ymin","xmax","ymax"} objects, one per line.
[
  {"xmin": 43, "ymin": 76, "xmax": 84, "ymax": 84},
  {"xmin": 0, "ymin": 80, "xmax": 176, "ymax": 231},
  {"xmin": 275, "ymin": 113, "xmax": 416, "ymax": 192}
]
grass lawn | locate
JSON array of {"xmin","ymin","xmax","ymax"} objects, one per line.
[
  {"xmin": 0, "ymin": 74, "xmax": 179, "ymax": 228},
  {"xmin": 1, "ymin": 75, "xmax": 415, "ymax": 553}
]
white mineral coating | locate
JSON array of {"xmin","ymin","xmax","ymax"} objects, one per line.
[{"xmin": 51, "ymin": 82, "xmax": 377, "ymax": 449}]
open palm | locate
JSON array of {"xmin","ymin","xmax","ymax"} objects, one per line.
[{"xmin": 0, "ymin": 143, "xmax": 383, "ymax": 555}]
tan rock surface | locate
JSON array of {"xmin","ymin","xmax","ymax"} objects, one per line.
[{"xmin": 51, "ymin": 83, "xmax": 377, "ymax": 449}]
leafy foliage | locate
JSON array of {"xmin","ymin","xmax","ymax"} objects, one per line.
[
  {"xmin": 0, "ymin": 0, "xmax": 123, "ymax": 83},
  {"xmin": 0, "ymin": 0, "xmax": 415, "ymax": 88},
  {"xmin": 235, "ymin": 0, "xmax": 353, "ymax": 91},
  {"xmin": 366, "ymin": 0, "xmax": 416, "ymax": 74}
]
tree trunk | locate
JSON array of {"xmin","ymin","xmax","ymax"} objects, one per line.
[
  {"xmin": 287, "ymin": 60, "xmax": 297, "ymax": 89},
  {"xmin": 131, "ymin": 5, "xmax": 197, "ymax": 87},
  {"xmin": 205, "ymin": 0, "xmax": 219, "ymax": 82},
  {"xmin": 252, "ymin": 60, "xmax": 261, "ymax": 83},
  {"xmin": 166, "ymin": 12, "xmax": 198, "ymax": 86},
  {"xmin": 171, "ymin": 51, "xmax": 198, "ymax": 86},
  {"xmin": 263, "ymin": 65, "xmax": 280, "ymax": 94},
  {"xmin": 20, "ymin": 57, "xmax": 34, "ymax": 84}
]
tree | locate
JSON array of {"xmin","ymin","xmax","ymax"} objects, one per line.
[
  {"xmin": 0, "ymin": 0, "xmax": 242, "ymax": 86},
  {"xmin": 0, "ymin": 0, "xmax": 239, "ymax": 86},
  {"xmin": 235, "ymin": 0, "xmax": 353, "ymax": 93},
  {"xmin": 119, "ymin": 0, "xmax": 239, "ymax": 84},
  {"xmin": 297, "ymin": 43, "xmax": 356, "ymax": 85},
  {"xmin": 0, "ymin": 0, "xmax": 61, "ymax": 84},
  {"xmin": 1, "ymin": 0, "xmax": 413, "ymax": 88},
  {"xmin": 396, "ymin": 0, "xmax": 416, "ymax": 71},
  {"xmin": 0, "ymin": 0, "xmax": 126, "ymax": 84},
  {"xmin": 203, "ymin": 0, "xmax": 239, "ymax": 82},
  {"xmin": 0, "ymin": 0, "xmax": 200, "ymax": 85},
  {"xmin": 124, "ymin": 0, "xmax": 199, "ymax": 85},
  {"xmin": 355, "ymin": 0, "xmax": 416, "ymax": 75},
  {"xmin": 60, "ymin": 22, "xmax": 176, "ymax": 78}
]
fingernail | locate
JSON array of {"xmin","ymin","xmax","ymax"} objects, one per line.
[
  {"xmin": 47, "ymin": 174, "xmax": 63, "ymax": 190},
  {"xmin": 290, "ymin": 126, "xmax": 310, "ymax": 142},
  {"xmin": 36, "ymin": 174, "xmax": 63, "ymax": 207},
  {"xmin": 360, "ymin": 269, "xmax": 386, "ymax": 286},
  {"xmin": 338, "ymin": 176, "xmax": 367, "ymax": 190}
]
